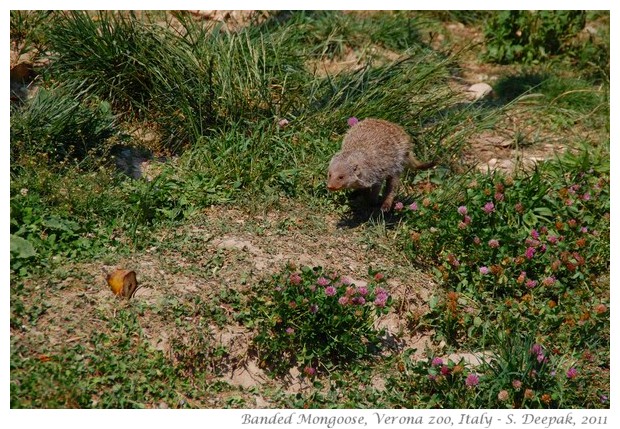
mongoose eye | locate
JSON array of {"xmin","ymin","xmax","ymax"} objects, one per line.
[{"xmin": 338, "ymin": 175, "xmax": 344, "ymax": 180}]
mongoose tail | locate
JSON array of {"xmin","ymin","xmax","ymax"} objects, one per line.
[{"xmin": 408, "ymin": 152, "xmax": 436, "ymax": 171}]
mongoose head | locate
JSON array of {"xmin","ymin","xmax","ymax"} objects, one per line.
[{"xmin": 327, "ymin": 152, "xmax": 367, "ymax": 191}]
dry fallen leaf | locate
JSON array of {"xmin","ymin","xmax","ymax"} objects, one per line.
[{"xmin": 105, "ymin": 269, "xmax": 138, "ymax": 299}]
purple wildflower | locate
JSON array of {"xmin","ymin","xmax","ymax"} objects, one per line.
[
  {"xmin": 498, "ymin": 390, "xmax": 510, "ymax": 401},
  {"xmin": 286, "ymin": 327, "xmax": 295, "ymax": 335},
  {"xmin": 347, "ymin": 117, "xmax": 359, "ymax": 127},
  {"xmin": 479, "ymin": 266, "xmax": 490, "ymax": 275},
  {"xmin": 581, "ymin": 192, "xmax": 591, "ymax": 201},
  {"xmin": 338, "ymin": 296, "xmax": 349, "ymax": 306},
  {"xmin": 494, "ymin": 192, "xmax": 505, "ymax": 202},
  {"xmin": 289, "ymin": 273, "xmax": 302, "ymax": 285},
  {"xmin": 531, "ymin": 344, "xmax": 543, "ymax": 356},
  {"xmin": 473, "ymin": 236, "xmax": 481, "ymax": 245},
  {"xmin": 488, "ymin": 239, "xmax": 500, "ymax": 248},
  {"xmin": 394, "ymin": 201, "xmax": 404, "ymax": 211},
  {"xmin": 374, "ymin": 292, "xmax": 389, "ymax": 308},
  {"xmin": 440, "ymin": 365, "xmax": 450, "ymax": 376},
  {"xmin": 375, "ymin": 286, "xmax": 387, "ymax": 295},
  {"xmin": 542, "ymin": 276, "xmax": 556, "ymax": 287},
  {"xmin": 304, "ymin": 366, "xmax": 316, "ymax": 377},
  {"xmin": 309, "ymin": 304, "xmax": 319, "ymax": 314},
  {"xmin": 531, "ymin": 229, "xmax": 540, "ymax": 239},
  {"xmin": 317, "ymin": 276, "xmax": 330, "ymax": 287},
  {"xmin": 525, "ymin": 247, "xmax": 536, "ymax": 259},
  {"xmin": 463, "ymin": 215, "xmax": 472, "ymax": 225},
  {"xmin": 458, "ymin": 206, "xmax": 468, "ymax": 216},
  {"xmin": 409, "ymin": 202, "xmax": 418, "ymax": 211},
  {"xmin": 465, "ymin": 373, "xmax": 480, "ymax": 387},
  {"xmin": 525, "ymin": 279, "xmax": 538, "ymax": 289},
  {"xmin": 324, "ymin": 286, "xmax": 336, "ymax": 296},
  {"xmin": 580, "ymin": 227, "xmax": 588, "ymax": 233},
  {"xmin": 278, "ymin": 118, "xmax": 289, "ymax": 128},
  {"xmin": 431, "ymin": 357, "xmax": 444, "ymax": 367},
  {"xmin": 547, "ymin": 235, "xmax": 558, "ymax": 245},
  {"xmin": 566, "ymin": 367, "xmax": 578, "ymax": 379},
  {"xmin": 483, "ymin": 202, "xmax": 495, "ymax": 214},
  {"xmin": 512, "ymin": 379, "xmax": 522, "ymax": 390},
  {"xmin": 357, "ymin": 286, "xmax": 368, "ymax": 296}
]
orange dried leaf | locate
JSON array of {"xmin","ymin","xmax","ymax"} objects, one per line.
[{"xmin": 105, "ymin": 269, "xmax": 138, "ymax": 299}]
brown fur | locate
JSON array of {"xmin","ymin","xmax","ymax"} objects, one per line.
[{"xmin": 327, "ymin": 118, "xmax": 433, "ymax": 211}]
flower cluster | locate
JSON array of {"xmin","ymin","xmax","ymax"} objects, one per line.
[{"xmin": 253, "ymin": 266, "xmax": 392, "ymax": 376}]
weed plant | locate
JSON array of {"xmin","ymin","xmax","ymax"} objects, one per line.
[
  {"xmin": 391, "ymin": 148, "xmax": 609, "ymax": 407},
  {"xmin": 249, "ymin": 266, "xmax": 392, "ymax": 377},
  {"xmin": 383, "ymin": 331, "xmax": 606, "ymax": 408},
  {"xmin": 483, "ymin": 11, "xmax": 586, "ymax": 64}
]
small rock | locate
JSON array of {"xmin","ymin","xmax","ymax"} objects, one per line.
[
  {"xmin": 444, "ymin": 351, "xmax": 493, "ymax": 366},
  {"xmin": 467, "ymin": 82, "xmax": 493, "ymax": 101}
]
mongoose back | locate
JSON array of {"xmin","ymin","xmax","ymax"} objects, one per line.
[{"xmin": 327, "ymin": 118, "xmax": 433, "ymax": 211}]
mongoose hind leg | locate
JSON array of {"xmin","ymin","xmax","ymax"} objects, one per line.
[
  {"xmin": 380, "ymin": 176, "xmax": 399, "ymax": 212},
  {"xmin": 368, "ymin": 183, "xmax": 382, "ymax": 205}
]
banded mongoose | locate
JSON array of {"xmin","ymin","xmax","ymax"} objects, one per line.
[{"xmin": 327, "ymin": 118, "xmax": 434, "ymax": 212}]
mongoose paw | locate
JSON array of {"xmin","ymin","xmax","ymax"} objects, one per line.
[{"xmin": 380, "ymin": 201, "xmax": 393, "ymax": 212}]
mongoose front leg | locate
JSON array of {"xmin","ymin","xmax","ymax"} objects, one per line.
[{"xmin": 381, "ymin": 176, "xmax": 399, "ymax": 212}]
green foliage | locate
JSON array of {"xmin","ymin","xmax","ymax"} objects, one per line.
[
  {"xmin": 397, "ymin": 148, "xmax": 609, "ymax": 379},
  {"xmin": 570, "ymin": 14, "xmax": 609, "ymax": 83},
  {"xmin": 10, "ymin": 10, "xmax": 51, "ymax": 53},
  {"xmin": 10, "ymin": 310, "xmax": 181, "ymax": 408},
  {"xmin": 263, "ymin": 11, "xmax": 426, "ymax": 60},
  {"xmin": 10, "ymin": 87, "xmax": 118, "ymax": 166},
  {"xmin": 483, "ymin": 11, "xmax": 586, "ymax": 64},
  {"xmin": 249, "ymin": 266, "xmax": 392, "ymax": 376},
  {"xmin": 383, "ymin": 333, "xmax": 607, "ymax": 408}
]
